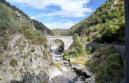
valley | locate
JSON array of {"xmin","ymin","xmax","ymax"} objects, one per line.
[
  {"xmin": 47, "ymin": 36, "xmax": 95, "ymax": 83},
  {"xmin": 0, "ymin": 0, "xmax": 125, "ymax": 83}
]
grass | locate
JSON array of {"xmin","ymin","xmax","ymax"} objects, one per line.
[
  {"xmin": 50, "ymin": 62, "xmax": 62, "ymax": 71},
  {"xmin": 69, "ymin": 53, "xmax": 89, "ymax": 66}
]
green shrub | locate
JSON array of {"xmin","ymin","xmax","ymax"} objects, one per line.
[
  {"xmin": 38, "ymin": 35, "xmax": 47, "ymax": 48},
  {"xmin": 31, "ymin": 48, "xmax": 35, "ymax": 52},
  {"xmin": 10, "ymin": 58, "xmax": 18, "ymax": 67},
  {"xmin": 41, "ymin": 80, "xmax": 46, "ymax": 83},
  {"xmin": 0, "ymin": 58, "xmax": 2, "ymax": 65},
  {"xmin": 21, "ymin": 26, "xmax": 48, "ymax": 47},
  {"xmin": 50, "ymin": 62, "xmax": 62, "ymax": 71},
  {"xmin": 63, "ymin": 55, "xmax": 70, "ymax": 61},
  {"xmin": 95, "ymin": 53, "xmax": 123, "ymax": 83},
  {"xmin": 95, "ymin": 34, "xmax": 102, "ymax": 40},
  {"xmin": 88, "ymin": 46, "xmax": 124, "ymax": 83},
  {"xmin": 73, "ymin": 34, "xmax": 83, "ymax": 53},
  {"xmin": 0, "ymin": 3, "xmax": 21, "ymax": 31},
  {"xmin": 87, "ymin": 37, "xmax": 92, "ymax": 41},
  {"xmin": 86, "ymin": 46, "xmax": 95, "ymax": 54}
]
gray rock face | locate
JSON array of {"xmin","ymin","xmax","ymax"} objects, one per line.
[
  {"xmin": 0, "ymin": 34, "xmax": 52, "ymax": 83},
  {"xmin": 86, "ymin": 42, "xmax": 125, "ymax": 58},
  {"xmin": 10, "ymin": 72, "xmax": 49, "ymax": 83},
  {"xmin": 32, "ymin": 19, "xmax": 53, "ymax": 35}
]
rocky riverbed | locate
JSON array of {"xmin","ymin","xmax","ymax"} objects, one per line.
[{"xmin": 48, "ymin": 51, "xmax": 95, "ymax": 83}]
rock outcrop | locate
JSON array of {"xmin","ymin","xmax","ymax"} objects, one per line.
[{"xmin": 0, "ymin": 34, "xmax": 52, "ymax": 83}]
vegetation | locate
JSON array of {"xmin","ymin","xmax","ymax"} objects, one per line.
[
  {"xmin": 50, "ymin": 62, "xmax": 62, "ymax": 71},
  {"xmin": 87, "ymin": 45, "xmax": 124, "ymax": 83},
  {"xmin": 70, "ymin": 55, "xmax": 88, "ymax": 66},
  {"xmin": 85, "ymin": 46, "xmax": 96, "ymax": 55},
  {"xmin": 69, "ymin": 0, "xmax": 125, "ymax": 45},
  {"xmin": 31, "ymin": 48, "xmax": 35, "ymax": 52},
  {"xmin": 63, "ymin": 34, "xmax": 86, "ymax": 62},
  {"xmin": 0, "ymin": 0, "xmax": 51, "ymax": 54},
  {"xmin": 52, "ymin": 29, "xmax": 70, "ymax": 36},
  {"xmin": 66, "ymin": 0, "xmax": 125, "ymax": 82},
  {"xmin": 10, "ymin": 58, "xmax": 18, "ymax": 67},
  {"xmin": 21, "ymin": 26, "xmax": 48, "ymax": 48},
  {"xmin": 32, "ymin": 19, "xmax": 53, "ymax": 35},
  {"xmin": 0, "ymin": 2, "xmax": 18, "ymax": 54},
  {"xmin": 41, "ymin": 80, "xmax": 46, "ymax": 83},
  {"xmin": 0, "ymin": 57, "xmax": 3, "ymax": 65},
  {"xmin": 0, "ymin": 0, "xmax": 125, "ymax": 82}
]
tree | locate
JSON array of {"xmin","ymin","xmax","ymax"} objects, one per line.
[{"xmin": 73, "ymin": 34, "xmax": 82, "ymax": 53}]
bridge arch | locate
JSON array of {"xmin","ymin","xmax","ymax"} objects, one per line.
[
  {"xmin": 47, "ymin": 36, "xmax": 73, "ymax": 51},
  {"xmin": 49, "ymin": 39, "xmax": 65, "ymax": 54}
]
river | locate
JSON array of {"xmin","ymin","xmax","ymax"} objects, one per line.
[{"xmin": 48, "ymin": 51, "xmax": 95, "ymax": 83}]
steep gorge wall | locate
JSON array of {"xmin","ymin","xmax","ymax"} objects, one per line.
[{"xmin": 0, "ymin": 34, "xmax": 52, "ymax": 83}]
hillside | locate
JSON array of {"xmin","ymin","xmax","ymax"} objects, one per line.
[
  {"xmin": 0, "ymin": 0, "xmax": 53, "ymax": 35},
  {"xmin": 32, "ymin": 19, "xmax": 53, "ymax": 35},
  {"xmin": 0, "ymin": 0, "xmax": 53, "ymax": 52},
  {"xmin": 63, "ymin": 0, "xmax": 125, "ymax": 82},
  {"xmin": 69, "ymin": 0, "xmax": 125, "ymax": 45},
  {"xmin": 0, "ymin": 0, "xmax": 125, "ymax": 83},
  {"xmin": 0, "ymin": 0, "xmax": 53, "ymax": 82}
]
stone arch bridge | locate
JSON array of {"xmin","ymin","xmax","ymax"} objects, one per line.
[{"xmin": 47, "ymin": 36, "xmax": 73, "ymax": 50}]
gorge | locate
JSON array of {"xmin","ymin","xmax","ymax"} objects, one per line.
[
  {"xmin": 0, "ymin": 0, "xmax": 125, "ymax": 83},
  {"xmin": 47, "ymin": 36, "xmax": 95, "ymax": 83}
]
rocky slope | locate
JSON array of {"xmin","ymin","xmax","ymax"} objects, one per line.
[
  {"xmin": 0, "ymin": 0, "xmax": 53, "ymax": 35},
  {"xmin": 0, "ymin": 0, "xmax": 54, "ymax": 82},
  {"xmin": 0, "ymin": 34, "xmax": 52, "ymax": 83},
  {"xmin": 32, "ymin": 20, "xmax": 53, "ymax": 35}
]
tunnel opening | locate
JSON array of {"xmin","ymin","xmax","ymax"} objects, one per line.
[{"xmin": 49, "ymin": 39, "xmax": 64, "ymax": 55}]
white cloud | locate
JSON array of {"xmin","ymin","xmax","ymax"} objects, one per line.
[
  {"xmin": 30, "ymin": 16, "xmax": 36, "ymax": 19},
  {"xmin": 7, "ymin": 0, "xmax": 92, "ymax": 29},
  {"xmin": 45, "ymin": 21, "xmax": 75, "ymax": 29},
  {"xmin": 7, "ymin": 0, "xmax": 92, "ymax": 18}
]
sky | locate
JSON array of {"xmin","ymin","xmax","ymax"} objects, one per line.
[{"xmin": 6, "ymin": 0, "xmax": 106, "ymax": 29}]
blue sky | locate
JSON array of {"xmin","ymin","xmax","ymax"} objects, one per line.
[{"xmin": 6, "ymin": 0, "xmax": 106, "ymax": 29}]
